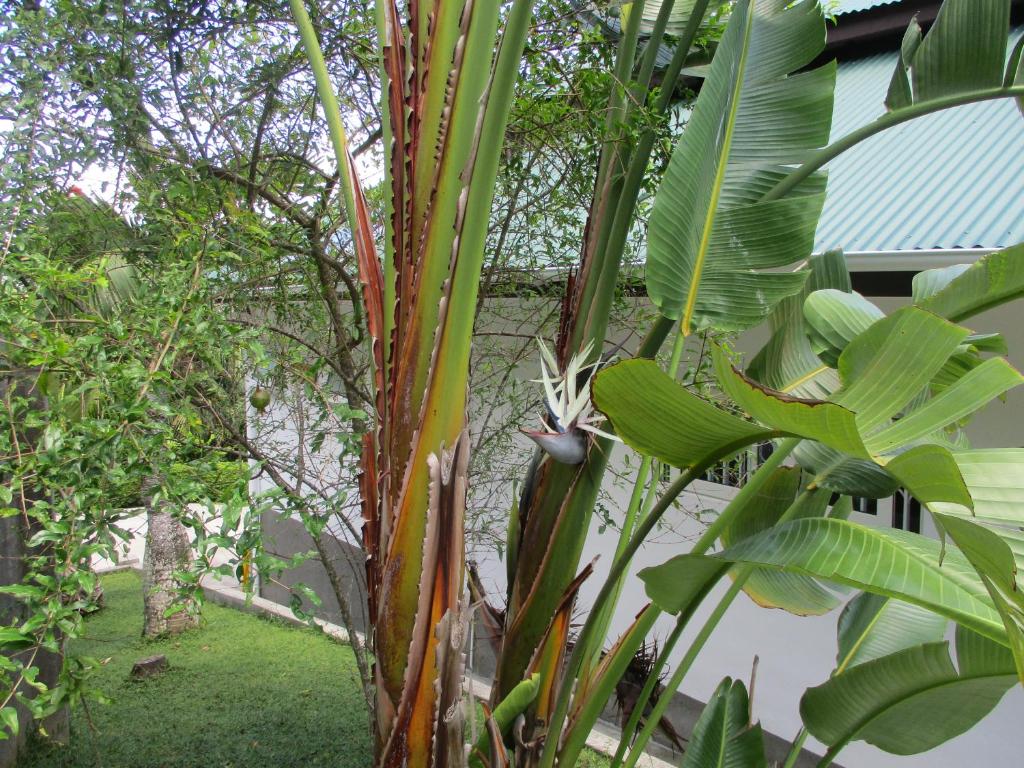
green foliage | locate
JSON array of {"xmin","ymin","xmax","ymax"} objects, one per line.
[
  {"xmin": 835, "ymin": 592, "xmax": 948, "ymax": 671},
  {"xmin": 645, "ymin": 519, "xmax": 1006, "ymax": 641},
  {"xmin": 718, "ymin": 467, "xmax": 839, "ymax": 616},
  {"xmin": 887, "ymin": 0, "xmax": 1009, "ymax": 109},
  {"xmin": 681, "ymin": 678, "xmax": 766, "ymax": 768},
  {"xmin": 543, "ymin": 2, "xmax": 1024, "ymax": 765},
  {"xmin": 103, "ymin": 458, "xmax": 249, "ymax": 509},
  {"xmin": 6, "ymin": 0, "xmax": 1024, "ymax": 764},
  {"xmin": 802, "ymin": 628, "xmax": 1016, "ymax": 759},
  {"xmin": 0, "ymin": 163, "xmax": 262, "ymax": 734}
]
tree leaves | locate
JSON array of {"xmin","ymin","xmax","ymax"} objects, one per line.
[
  {"xmin": 907, "ymin": 0, "xmax": 1010, "ymax": 104},
  {"xmin": 915, "ymin": 243, "xmax": 1024, "ymax": 322},
  {"xmin": 836, "ymin": 592, "xmax": 947, "ymax": 671},
  {"xmin": 719, "ymin": 467, "xmax": 840, "ymax": 616},
  {"xmin": 591, "ymin": 359, "xmax": 773, "ymax": 469}
]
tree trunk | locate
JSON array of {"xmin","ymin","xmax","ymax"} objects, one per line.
[
  {"xmin": 141, "ymin": 477, "xmax": 198, "ymax": 637},
  {"xmin": 0, "ymin": 377, "xmax": 69, "ymax": 766},
  {"xmin": 0, "ymin": 516, "xmax": 69, "ymax": 767}
]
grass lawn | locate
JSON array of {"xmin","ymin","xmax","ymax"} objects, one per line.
[
  {"xmin": 22, "ymin": 570, "xmax": 612, "ymax": 768},
  {"xmin": 22, "ymin": 570, "xmax": 373, "ymax": 768}
]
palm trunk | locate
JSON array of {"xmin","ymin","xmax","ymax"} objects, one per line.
[{"xmin": 140, "ymin": 476, "xmax": 198, "ymax": 638}]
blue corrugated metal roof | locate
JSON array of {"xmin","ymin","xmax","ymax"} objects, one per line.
[
  {"xmin": 834, "ymin": 0, "xmax": 901, "ymax": 14},
  {"xmin": 814, "ymin": 41, "xmax": 1024, "ymax": 253}
]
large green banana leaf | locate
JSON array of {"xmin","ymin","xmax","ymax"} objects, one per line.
[
  {"xmin": 682, "ymin": 678, "xmax": 767, "ymax": 768},
  {"xmin": 857, "ymin": 445, "xmax": 1024, "ymax": 681},
  {"xmin": 831, "ymin": 308, "xmax": 968, "ymax": 432},
  {"xmin": 720, "ymin": 466, "xmax": 840, "ymax": 616},
  {"xmin": 722, "ymin": 309, "xmax": 1021, "ymax": 462},
  {"xmin": 805, "ymin": 247, "xmax": 1024, "ymax": 390},
  {"xmin": 639, "ymin": 518, "xmax": 1007, "ymax": 643},
  {"xmin": 865, "ymin": 358, "xmax": 1021, "ymax": 454},
  {"xmin": 928, "ymin": 449, "xmax": 1024, "ymax": 525},
  {"xmin": 747, "ymin": 250, "xmax": 848, "ymax": 400},
  {"xmin": 645, "ymin": 0, "xmax": 833, "ymax": 333},
  {"xmin": 886, "ymin": 0, "xmax": 1010, "ymax": 111},
  {"xmin": 836, "ymin": 592, "xmax": 947, "ymax": 671},
  {"xmin": 915, "ymin": 244, "xmax": 1024, "ymax": 322},
  {"xmin": 590, "ymin": 358, "xmax": 774, "ymax": 469},
  {"xmin": 801, "ymin": 628, "xmax": 1016, "ymax": 758},
  {"xmin": 595, "ymin": 306, "xmax": 1022, "ymax": 484},
  {"xmin": 791, "ymin": 441, "xmax": 900, "ymax": 498},
  {"xmin": 746, "ymin": 253, "xmax": 901, "ymax": 496},
  {"xmin": 803, "ymin": 289, "xmax": 884, "ymax": 369},
  {"xmin": 934, "ymin": 514, "xmax": 1024, "ymax": 681},
  {"xmin": 598, "ymin": 301, "xmax": 1024, "ymax": 670}
]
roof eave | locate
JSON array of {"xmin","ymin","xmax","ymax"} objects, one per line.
[
  {"xmin": 825, "ymin": 0, "xmax": 1024, "ymax": 62},
  {"xmin": 837, "ymin": 247, "xmax": 995, "ymax": 271}
]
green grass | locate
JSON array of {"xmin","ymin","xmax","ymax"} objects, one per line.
[{"xmin": 22, "ymin": 571, "xmax": 373, "ymax": 768}]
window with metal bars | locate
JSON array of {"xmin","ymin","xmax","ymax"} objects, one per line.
[
  {"xmin": 892, "ymin": 490, "xmax": 922, "ymax": 534},
  {"xmin": 700, "ymin": 441, "xmax": 776, "ymax": 488}
]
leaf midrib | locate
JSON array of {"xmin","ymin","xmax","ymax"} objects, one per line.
[
  {"xmin": 722, "ymin": 521, "xmax": 1006, "ymax": 640},
  {"xmin": 681, "ymin": 1, "xmax": 755, "ymax": 336},
  {"xmin": 823, "ymin": 660, "xmax": 1015, "ymax": 756}
]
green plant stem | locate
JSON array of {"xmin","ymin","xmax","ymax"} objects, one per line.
[
  {"xmin": 781, "ymin": 581, "xmax": 867, "ymax": 768},
  {"xmin": 609, "ymin": 612, "xmax": 688, "ymax": 766},
  {"xmin": 288, "ymin": 1, "xmax": 360, "ymax": 238},
  {"xmin": 633, "ymin": 0, "xmax": 679, "ymax": 92},
  {"xmin": 667, "ymin": 323, "xmax": 687, "ymax": 373},
  {"xmin": 764, "ymin": 85, "xmax": 1024, "ymax": 202},
  {"xmin": 652, "ymin": 0, "xmax": 712, "ymax": 114},
  {"xmin": 602, "ymin": 0, "xmax": 646, "ymax": 177},
  {"xmin": 538, "ymin": 466, "xmax": 699, "ymax": 768},
  {"xmin": 582, "ymin": 326, "xmax": 688, "ymax": 679},
  {"xmin": 570, "ymin": 0, "xmax": 647, "ymax": 348},
  {"xmin": 638, "ymin": 316, "xmax": 674, "ymax": 358},
  {"xmin": 782, "ymin": 728, "xmax": 810, "ymax": 768},
  {"xmin": 576, "ymin": 1, "xmax": 712, "ymax": 353},
  {"xmin": 610, "ymin": 439, "xmax": 799, "ymax": 764},
  {"xmin": 372, "ymin": 0, "xmax": 395, "ymax": 350},
  {"xmin": 539, "ymin": 437, "xmax": 800, "ymax": 768},
  {"xmin": 819, "ymin": 744, "xmax": 845, "ymax": 767},
  {"xmin": 580, "ymin": 454, "xmax": 653, "ymax": 677},
  {"xmin": 622, "ymin": 485, "xmax": 817, "ymax": 768},
  {"xmin": 622, "ymin": 570, "xmax": 751, "ymax": 768},
  {"xmin": 468, "ymin": 674, "xmax": 540, "ymax": 768},
  {"xmin": 689, "ymin": 437, "xmax": 799, "ymax": 556}
]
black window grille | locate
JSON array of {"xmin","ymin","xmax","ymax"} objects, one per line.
[
  {"xmin": 892, "ymin": 490, "xmax": 922, "ymax": 533},
  {"xmin": 852, "ymin": 496, "xmax": 877, "ymax": 515}
]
